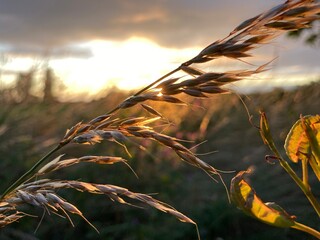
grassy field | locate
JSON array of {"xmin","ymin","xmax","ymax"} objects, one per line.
[{"xmin": 0, "ymin": 81, "xmax": 319, "ymax": 239}]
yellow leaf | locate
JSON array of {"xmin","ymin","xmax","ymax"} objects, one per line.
[
  {"xmin": 284, "ymin": 115, "xmax": 320, "ymax": 163},
  {"xmin": 230, "ymin": 170, "xmax": 296, "ymax": 228}
]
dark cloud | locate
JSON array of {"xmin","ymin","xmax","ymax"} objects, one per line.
[{"xmin": 0, "ymin": 0, "xmax": 278, "ymax": 50}]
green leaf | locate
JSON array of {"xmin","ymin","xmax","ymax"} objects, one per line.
[{"xmin": 230, "ymin": 170, "xmax": 296, "ymax": 228}]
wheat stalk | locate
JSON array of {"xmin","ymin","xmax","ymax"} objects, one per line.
[{"xmin": 0, "ymin": 0, "xmax": 318, "ymax": 237}]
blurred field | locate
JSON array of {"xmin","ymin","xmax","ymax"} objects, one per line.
[{"xmin": 0, "ymin": 81, "xmax": 319, "ymax": 240}]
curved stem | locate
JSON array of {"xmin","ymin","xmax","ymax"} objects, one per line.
[
  {"xmin": 292, "ymin": 221, "xmax": 320, "ymax": 239},
  {"xmin": 0, "ymin": 144, "xmax": 61, "ymax": 199}
]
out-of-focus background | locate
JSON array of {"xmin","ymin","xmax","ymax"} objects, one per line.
[{"xmin": 0, "ymin": 0, "xmax": 319, "ymax": 239}]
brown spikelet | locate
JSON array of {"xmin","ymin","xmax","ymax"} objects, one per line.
[
  {"xmin": 141, "ymin": 104, "xmax": 163, "ymax": 118},
  {"xmin": 180, "ymin": 65, "xmax": 205, "ymax": 76}
]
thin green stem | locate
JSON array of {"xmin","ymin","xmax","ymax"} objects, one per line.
[
  {"xmin": 292, "ymin": 221, "xmax": 320, "ymax": 239},
  {"xmin": 0, "ymin": 144, "xmax": 61, "ymax": 200},
  {"xmin": 301, "ymin": 158, "xmax": 309, "ymax": 188},
  {"xmin": 277, "ymin": 158, "xmax": 320, "ymax": 217}
]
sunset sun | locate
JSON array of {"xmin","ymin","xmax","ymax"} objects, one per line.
[{"xmin": 50, "ymin": 37, "xmax": 201, "ymax": 97}]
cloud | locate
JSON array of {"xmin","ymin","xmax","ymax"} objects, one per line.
[
  {"xmin": 0, "ymin": 0, "xmax": 318, "ymax": 85},
  {"xmin": 0, "ymin": 0, "xmax": 278, "ymax": 50}
]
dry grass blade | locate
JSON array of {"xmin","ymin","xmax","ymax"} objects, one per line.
[
  {"xmin": 0, "ymin": 179, "xmax": 197, "ymax": 233},
  {"xmin": 190, "ymin": 0, "xmax": 319, "ymax": 67},
  {"xmin": 36, "ymin": 155, "xmax": 132, "ymax": 176},
  {"xmin": 45, "ymin": 192, "xmax": 99, "ymax": 233},
  {"xmin": 68, "ymin": 181, "xmax": 196, "ymax": 225},
  {"xmin": 65, "ymin": 114, "xmax": 222, "ymax": 182}
]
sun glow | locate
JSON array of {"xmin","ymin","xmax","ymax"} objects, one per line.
[
  {"xmin": 3, "ymin": 36, "xmax": 317, "ymax": 101},
  {"xmin": 50, "ymin": 37, "xmax": 201, "ymax": 97}
]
